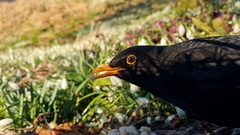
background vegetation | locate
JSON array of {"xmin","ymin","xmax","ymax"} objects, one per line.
[{"xmin": 0, "ymin": 0, "xmax": 239, "ymax": 134}]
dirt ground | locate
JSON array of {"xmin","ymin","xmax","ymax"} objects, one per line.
[{"xmin": 22, "ymin": 118, "xmax": 236, "ymax": 135}]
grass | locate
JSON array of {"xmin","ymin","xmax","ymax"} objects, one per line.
[
  {"xmin": 0, "ymin": 0, "xmax": 239, "ymax": 133},
  {"xmin": 0, "ymin": 0, "xmax": 163, "ymax": 51}
]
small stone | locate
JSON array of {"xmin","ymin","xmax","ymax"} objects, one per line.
[
  {"xmin": 139, "ymin": 126, "xmax": 151, "ymax": 132},
  {"xmin": 0, "ymin": 118, "xmax": 13, "ymax": 128},
  {"xmin": 154, "ymin": 115, "xmax": 161, "ymax": 121},
  {"xmin": 146, "ymin": 117, "xmax": 152, "ymax": 125},
  {"xmin": 125, "ymin": 126, "xmax": 139, "ymax": 135},
  {"xmin": 119, "ymin": 126, "xmax": 128, "ymax": 135},
  {"xmin": 149, "ymin": 132, "xmax": 157, "ymax": 135},
  {"xmin": 140, "ymin": 131, "xmax": 149, "ymax": 135},
  {"xmin": 115, "ymin": 113, "xmax": 126, "ymax": 123},
  {"xmin": 128, "ymin": 125, "xmax": 137, "ymax": 130},
  {"xmin": 137, "ymin": 97, "xmax": 149, "ymax": 105},
  {"xmin": 164, "ymin": 114, "xmax": 176, "ymax": 124},
  {"xmin": 108, "ymin": 129, "xmax": 120, "ymax": 135}
]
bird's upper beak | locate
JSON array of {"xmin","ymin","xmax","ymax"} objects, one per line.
[{"xmin": 90, "ymin": 65, "xmax": 124, "ymax": 80}]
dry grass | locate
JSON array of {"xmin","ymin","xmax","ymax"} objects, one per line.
[
  {"xmin": 0, "ymin": 0, "xmax": 89, "ymax": 44},
  {"xmin": 0, "ymin": 0, "xmax": 147, "ymax": 48}
]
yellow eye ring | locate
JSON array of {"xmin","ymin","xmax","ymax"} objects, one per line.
[{"xmin": 126, "ymin": 55, "xmax": 137, "ymax": 65}]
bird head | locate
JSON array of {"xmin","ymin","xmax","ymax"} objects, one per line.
[{"xmin": 90, "ymin": 46, "xmax": 165, "ymax": 86}]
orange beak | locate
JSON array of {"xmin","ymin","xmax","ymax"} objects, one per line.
[{"xmin": 90, "ymin": 65, "xmax": 124, "ymax": 80}]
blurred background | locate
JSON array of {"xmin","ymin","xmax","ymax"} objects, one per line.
[{"xmin": 0, "ymin": 0, "xmax": 239, "ymax": 134}]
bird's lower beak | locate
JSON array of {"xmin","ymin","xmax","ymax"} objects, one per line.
[{"xmin": 90, "ymin": 65, "xmax": 124, "ymax": 80}]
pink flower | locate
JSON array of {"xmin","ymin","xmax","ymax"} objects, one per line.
[{"xmin": 155, "ymin": 21, "xmax": 165, "ymax": 27}]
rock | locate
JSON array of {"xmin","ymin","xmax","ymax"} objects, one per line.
[
  {"xmin": 140, "ymin": 126, "xmax": 151, "ymax": 132},
  {"xmin": 0, "ymin": 118, "xmax": 13, "ymax": 128},
  {"xmin": 164, "ymin": 114, "xmax": 176, "ymax": 124},
  {"xmin": 149, "ymin": 132, "xmax": 157, "ymax": 135},
  {"xmin": 119, "ymin": 126, "xmax": 128, "ymax": 135},
  {"xmin": 140, "ymin": 131, "xmax": 149, "ymax": 135},
  {"xmin": 126, "ymin": 126, "xmax": 138, "ymax": 135},
  {"xmin": 108, "ymin": 129, "xmax": 120, "ymax": 135},
  {"xmin": 146, "ymin": 117, "xmax": 152, "ymax": 125},
  {"xmin": 119, "ymin": 126, "xmax": 139, "ymax": 135}
]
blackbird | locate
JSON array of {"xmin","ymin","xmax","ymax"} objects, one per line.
[{"xmin": 90, "ymin": 35, "xmax": 240, "ymax": 127}]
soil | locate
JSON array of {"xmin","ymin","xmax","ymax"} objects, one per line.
[{"xmin": 19, "ymin": 118, "xmax": 237, "ymax": 135}]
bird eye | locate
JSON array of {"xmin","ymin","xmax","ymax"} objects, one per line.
[{"xmin": 126, "ymin": 55, "xmax": 137, "ymax": 65}]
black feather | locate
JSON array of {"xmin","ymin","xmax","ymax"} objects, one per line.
[{"xmin": 109, "ymin": 35, "xmax": 240, "ymax": 127}]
